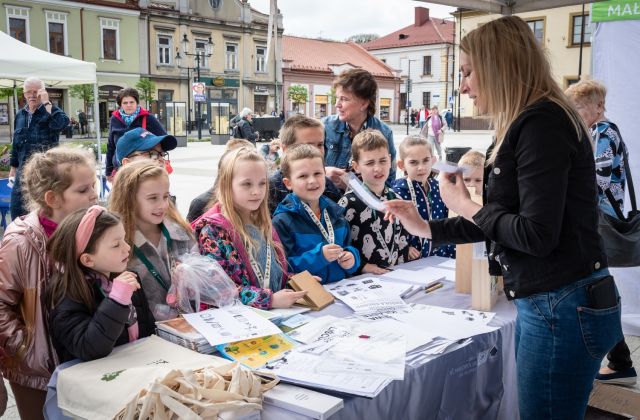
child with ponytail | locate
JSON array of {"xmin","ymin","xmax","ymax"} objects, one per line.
[{"xmin": 46, "ymin": 206, "xmax": 155, "ymax": 362}]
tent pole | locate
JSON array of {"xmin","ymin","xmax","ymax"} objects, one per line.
[{"xmin": 92, "ymin": 83, "xmax": 104, "ymax": 197}]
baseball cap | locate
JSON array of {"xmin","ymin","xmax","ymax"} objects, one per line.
[{"xmin": 115, "ymin": 128, "xmax": 177, "ymax": 166}]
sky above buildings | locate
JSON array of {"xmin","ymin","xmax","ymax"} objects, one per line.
[{"xmin": 249, "ymin": 0, "xmax": 456, "ymax": 41}]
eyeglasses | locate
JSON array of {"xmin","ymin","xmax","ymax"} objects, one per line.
[{"xmin": 129, "ymin": 150, "xmax": 169, "ymax": 161}]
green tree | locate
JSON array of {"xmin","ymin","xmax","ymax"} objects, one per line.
[
  {"xmin": 346, "ymin": 33, "xmax": 379, "ymax": 44},
  {"xmin": 68, "ymin": 84, "xmax": 94, "ymax": 113},
  {"xmin": 287, "ymin": 85, "xmax": 308, "ymax": 113},
  {"xmin": 135, "ymin": 78, "xmax": 156, "ymax": 107},
  {"xmin": 328, "ymin": 87, "xmax": 337, "ymax": 107},
  {"xmin": 0, "ymin": 87, "xmax": 22, "ymax": 100}
]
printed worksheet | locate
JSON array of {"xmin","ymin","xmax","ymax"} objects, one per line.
[{"xmin": 183, "ymin": 304, "xmax": 281, "ymax": 346}]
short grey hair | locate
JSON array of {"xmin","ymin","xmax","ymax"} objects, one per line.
[
  {"xmin": 23, "ymin": 77, "xmax": 44, "ymax": 90},
  {"xmin": 240, "ymin": 107, "xmax": 253, "ymax": 118}
]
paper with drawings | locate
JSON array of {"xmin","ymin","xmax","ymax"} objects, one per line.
[
  {"xmin": 260, "ymin": 351, "xmax": 391, "ymax": 398},
  {"xmin": 183, "ymin": 304, "xmax": 281, "ymax": 347},
  {"xmin": 325, "ymin": 277, "xmax": 411, "ymax": 313},
  {"xmin": 343, "ymin": 172, "xmax": 386, "ymax": 212}
]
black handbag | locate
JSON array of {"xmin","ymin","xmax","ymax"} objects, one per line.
[{"xmin": 598, "ymin": 139, "xmax": 640, "ymax": 267}]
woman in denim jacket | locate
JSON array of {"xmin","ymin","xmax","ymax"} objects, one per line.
[
  {"xmin": 386, "ymin": 17, "xmax": 622, "ymax": 420},
  {"xmin": 323, "ymin": 69, "xmax": 396, "ymax": 189}
]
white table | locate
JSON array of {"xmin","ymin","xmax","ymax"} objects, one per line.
[{"xmin": 263, "ymin": 257, "xmax": 519, "ymax": 420}]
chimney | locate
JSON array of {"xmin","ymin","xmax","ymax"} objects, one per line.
[{"xmin": 415, "ymin": 7, "xmax": 429, "ymax": 27}]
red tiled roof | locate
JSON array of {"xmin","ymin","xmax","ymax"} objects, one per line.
[
  {"xmin": 363, "ymin": 17, "xmax": 454, "ymax": 51},
  {"xmin": 283, "ymin": 36, "xmax": 397, "ymax": 79}
]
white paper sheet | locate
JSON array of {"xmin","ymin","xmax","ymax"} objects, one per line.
[
  {"xmin": 183, "ymin": 305, "xmax": 281, "ymax": 347},
  {"xmin": 380, "ymin": 268, "xmax": 448, "ymax": 285},
  {"xmin": 325, "ymin": 278, "xmax": 411, "ymax": 313},
  {"xmin": 343, "ymin": 172, "xmax": 386, "ymax": 212},
  {"xmin": 437, "ymin": 259, "xmax": 457, "ymax": 269}
]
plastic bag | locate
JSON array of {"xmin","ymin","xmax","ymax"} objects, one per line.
[{"xmin": 166, "ymin": 253, "xmax": 238, "ymax": 313}]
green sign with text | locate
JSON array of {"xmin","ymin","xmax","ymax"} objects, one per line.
[
  {"xmin": 592, "ymin": 1, "xmax": 640, "ymax": 22},
  {"xmin": 200, "ymin": 77, "xmax": 240, "ymax": 88}
]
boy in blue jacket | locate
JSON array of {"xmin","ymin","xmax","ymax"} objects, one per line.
[{"xmin": 273, "ymin": 145, "xmax": 360, "ymax": 283}]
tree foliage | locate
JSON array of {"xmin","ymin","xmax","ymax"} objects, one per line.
[
  {"xmin": 135, "ymin": 78, "xmax": 156, "ymax": 107},
  {"xmin": 0, "ymin": 87, "xmax": 22, "ymax": 100},
  {"xmin": 346, "ymin": 33, "xmax": 379, "ymax": 44},
  {"xmin": 287, "ymin": 85, "xmax": 308, "ymax": 105},
  {"xmin": 68, "ymin": 84, "xmax": 94, "ymax": 113}
]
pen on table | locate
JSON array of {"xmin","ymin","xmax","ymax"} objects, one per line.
[{"xmin": 425, "ymin": 282, "xmax": 444, "ymax": 294}]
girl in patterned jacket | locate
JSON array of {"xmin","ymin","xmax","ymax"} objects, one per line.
[{"xmin": 192, "ymin": 147, "xmax": 306, "ymax": 309}]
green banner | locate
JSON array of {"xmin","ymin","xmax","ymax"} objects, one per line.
[
  {"xmin": 592, "ymin": 0, "xmax": 640, "ymax": 22},
  {"xmin": 199, "ymin": 77, "xmax": 240, "ymax": 88}
]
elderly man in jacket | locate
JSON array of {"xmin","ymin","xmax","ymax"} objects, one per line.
[
  {"xmin": 9, "ymin": 77, "xmax": 69, "ymax": 217},
  {"xmin": 235, "ymin": 107, "xmax": 259, "ymax": 144}
]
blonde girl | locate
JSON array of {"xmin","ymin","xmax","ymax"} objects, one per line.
[
  {"xmin": 46, "ymin": 206, "xmax": 155, "ymax": 362},
  {"xmin": 108, "ymin": 161, "xmax": 197, "ymax": 320},
  {"xmin": 0, "ymin": 146, "xmax": 97, "ymax": 420},
  {"xmin": 192, "ymin": 146, "xmax": 306, "ymax": 309}
]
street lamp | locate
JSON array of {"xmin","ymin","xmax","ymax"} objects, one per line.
[
  {"xmin": 404, "ymin": 58, "xmax": 417, "ymax": 135},
  {"xmin": 175, "ymin": 34, "xmax": 213, "ymax": 140}
]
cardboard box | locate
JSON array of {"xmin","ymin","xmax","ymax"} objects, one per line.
[{"xmin": 588, "ymin": 382, "xmax": 640, "ymax": 419}]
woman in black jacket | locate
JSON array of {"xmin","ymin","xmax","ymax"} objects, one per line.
[
  {"xmin": 106, "ymin": 88, "xmax": 166, "ymax": 178},
  {"xmin": 386, "ymin": 16, "xmax": 622, "ymax": 420}
]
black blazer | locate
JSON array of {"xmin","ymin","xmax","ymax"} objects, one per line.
[{"xmin": 430, "ymin": 101, "xmax": 607, "ymax": 299}]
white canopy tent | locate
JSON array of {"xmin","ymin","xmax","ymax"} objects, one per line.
[
  {"xmin": 416, "ymin": 0, "xmax": 607, "ymax": 15},
  {"xmin": 0, "ymin": 30, "xmax": 103, "ymax": 188}
]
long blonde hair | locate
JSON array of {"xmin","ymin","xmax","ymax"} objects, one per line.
[
  {"xmin": 460, "ymin": 16, "xmax": 587, "ymax": 163},
  {"xmin": 108, "ymin": 160, "xmax": 192, "ymax": 250},
  {"xmin": 214, "ymin": 146, "xmax": 282, "ymax": 266}
]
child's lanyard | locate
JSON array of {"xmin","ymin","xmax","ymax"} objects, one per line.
[
  {"xmin": 363, "ymin": 184, "xmax": 398, "ymax": 264},
  {"xmin": 301, "ymin": 202, "xmax": 335, "ymax": 244},
  {"xmin": 407, "ymin": 179, "xmax": 431, "ymax": 251},
  {"xmin": 246, "ymin": 240, "xmax": 272, "ymax": 289},
  {"xmin": 133, "ymin": 223, "xmax": 173, "ymax": 292}
]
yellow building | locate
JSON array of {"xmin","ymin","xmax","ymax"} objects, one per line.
[
  {"xmin": 140, "ymin": 0, "xmax": 283, "ymax": 140},
  {"xmin": 456, "ymin": 5, "xmax": 592, "ymax": 119}
]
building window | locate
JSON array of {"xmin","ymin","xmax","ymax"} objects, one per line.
[
  {"xmin": 527, "ymin": 19, "xmax": 545, "ymax": 44},
  {"xmin": 254, "ymin": 95, "xmax": 267, "ymax": 115},
  {"xmin": 380, "ymin": 98, "xmax": 391, "ymax": 121},
  {"xmin": 399, "ymin": 92, "xmax": 407, "ymax": 110},
  {"xmin": 565, "ymin": 77, "xmax": 580, "ymax": 89},
  {"xmin": 423, "ymin": 56, "xmax": 431, "ymax": 75},
  {"xmin": 571, "ymin": 14, "xmax": 592, "ymax": 45},
  {"xmin": 256, "ymin": 46, "xmax": 266, "ymax": 73},
  {"xmin": 158, "ymin": 89, "xmax": 173, "ymax": 101},
  {"xmin": 314, "ymin": 95, "xmax": 328, "ymax": 118},
  {"xmin": 157, "ymin": 35, "xmax": 172, "ymax": 65},
  {"xmin": 6, "ymin": 6, "xmax": 29, "ymax": 43},
  {"xmin": 195, "ymin": 39, "xmax": 209, "ymax": 68},
  {"xmin": 423, "ymin": 92, "xmax": 431, "ymax": 108},
  {"xmin": 100, "ymin": 18, "xmax": 120, "ymax": 60},
  {"xmin": 225, "ymin": 43, "xmax": 238, "ymax": 70},
  {"xmin": 46, "ymin": 11, "xmax": 67, "ymax": 55}
]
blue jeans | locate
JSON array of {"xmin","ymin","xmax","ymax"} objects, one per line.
[{"xmin": 514, "ymin": 269, "xmax": 623, "ymax": 420}]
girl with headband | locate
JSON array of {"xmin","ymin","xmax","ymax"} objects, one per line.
[{"xmin": 45, "ymin": 206, "xmax": 155, "ymax": 363}]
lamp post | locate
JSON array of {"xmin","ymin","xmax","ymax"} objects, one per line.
[
  {"xmin": 404, "ymin": 58, "xmax": 417, "ymax": 135},
  {"xmin": 175, "ymin": 34, "xmax": 213, "ymax": 140},
  {"xmin": 175, "ymin": 57, "xmax": 192, "ymax": 135}
]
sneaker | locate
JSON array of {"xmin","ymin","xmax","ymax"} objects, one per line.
[{"xmin": 595, "ymin": 367, "xmax": 638, "ymax": 386}]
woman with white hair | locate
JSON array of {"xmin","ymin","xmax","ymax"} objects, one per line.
[{"xmin": 235, "ymin": 107, "xmax": 259, "ymax": 144}]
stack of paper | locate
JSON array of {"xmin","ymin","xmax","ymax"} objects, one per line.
[
  {"xmin": 324, "ymin": 278, "xmax": 412, "ymax": 314},
  {"xmin": 263, "ymin": 384, "xmax": 344, "ymax": 420},
  {"xmin": 259, "ymin": 351, "xmax": 391, "ymax": 398},
  {"xmin": 380, "ymin": 267, "xmax": 453, "ymax": 284},
  {"xmin": 183, "ymin": 304, "xmax": 282, "ymax": 347},
  {"xmin": 155, "ymin": 317, "xmax": 215, "ymax": 354}
]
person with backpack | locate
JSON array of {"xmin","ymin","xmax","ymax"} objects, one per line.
[{"xmin": 106, "ymin": 88, "xmax": 166, "ymax": 180}]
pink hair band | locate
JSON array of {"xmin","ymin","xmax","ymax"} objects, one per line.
[{"xmin": 75, "ymin": 205, "xmax": 106, "ymax": 256}]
